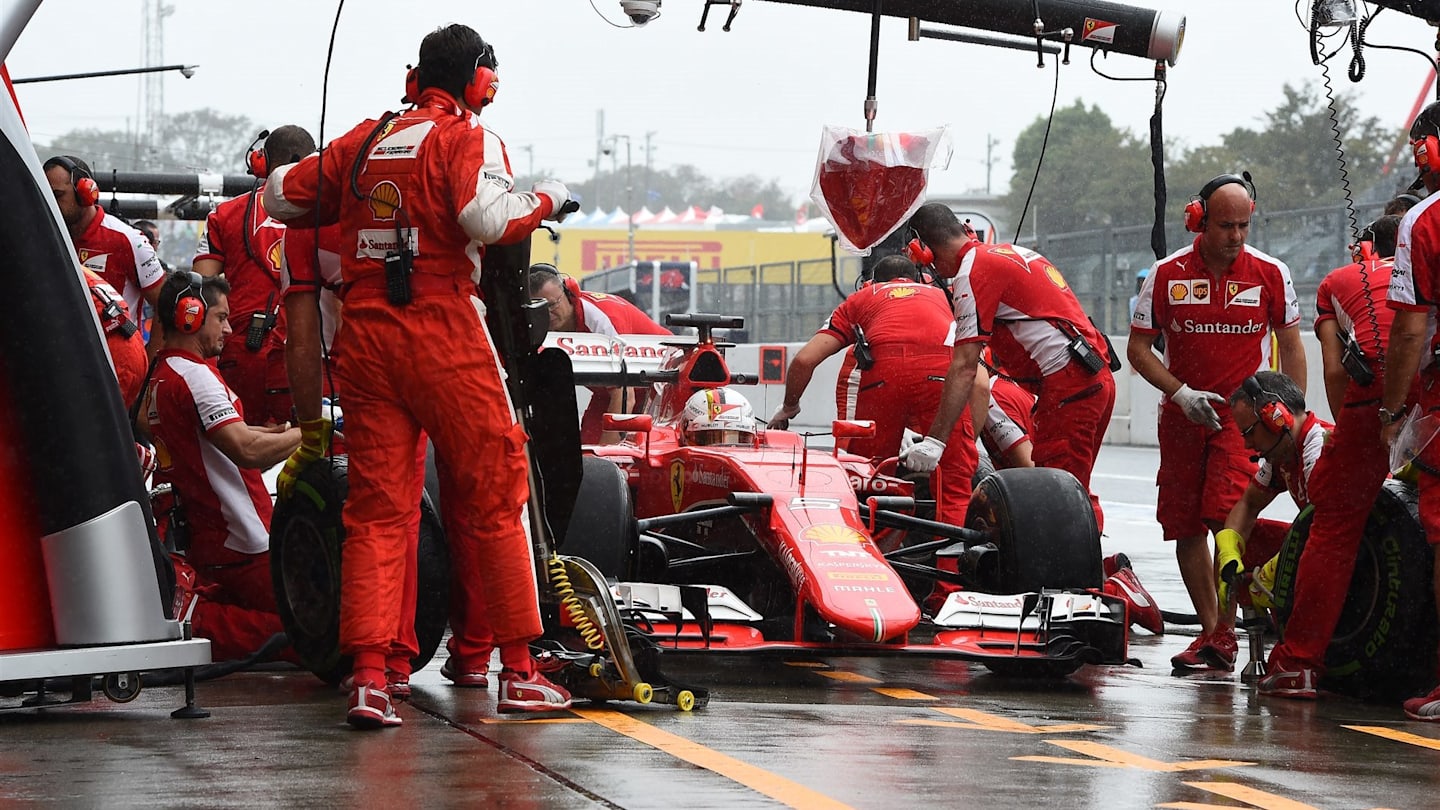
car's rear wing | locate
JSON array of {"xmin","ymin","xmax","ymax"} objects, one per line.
[{"xmin": 541, "ymin": 331, "xmax": 690, "ymax": 388}]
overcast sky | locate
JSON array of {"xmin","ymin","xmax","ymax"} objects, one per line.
[{"xmin": 8, "ymin": 1, "xmax": 1439, "ymax": 205}]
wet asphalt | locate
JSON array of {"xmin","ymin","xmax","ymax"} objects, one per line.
[{"xmin": 2, "ymin": 446, "xmax": 1435, "ymax": 810}]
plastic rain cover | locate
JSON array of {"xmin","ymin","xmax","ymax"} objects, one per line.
[{"xmin": 809, "ymin": 125, "xmax": 951, "ymax": 255}]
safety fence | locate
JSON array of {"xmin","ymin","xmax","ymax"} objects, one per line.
[{"xmin": 679, "ymin": 200, "xmax": 1390, "ymax": 343}]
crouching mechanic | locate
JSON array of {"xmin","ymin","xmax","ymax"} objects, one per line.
[
  {"xmin": 265, "ymin": 23, "xmax": 573, "ymax": 728},
  {"xmin": 529, "ymin": 263, "xmax": 670, "ymax": 443},
  {"xmin": 768, "ymin": 254, "xmax": 981, "ymax": 524},
  {"xmin": 141, "ymin": 271, "xmax": 301, "ymax": 662},
  {"xmin": 1207, "ymin": 372, "xmax": 1330, "ymax": 673}
]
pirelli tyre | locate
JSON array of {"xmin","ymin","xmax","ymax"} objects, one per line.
[
  {"xmin": 1271, "ymin": 479, "xmax": 1435, "ymax": 701},
  {"xmin": 560, "ymin": 455, "xmax": 639, "ymax": 580},
  {"xmin": 965, "ymin": 467, "xmax": 1103, "ymax": 594},
  {"xmin": 269, "ymin": 456, "xmax": 450, "ymax": 684}
]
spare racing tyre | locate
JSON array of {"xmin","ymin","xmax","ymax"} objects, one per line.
[
  {"xmin": 1271, "ymin": 479, "xmax": 1435, "ymax": 702},
  {"xmin": 965, "ymin": 467, "xmax": 1102, "ymax": 594},
  {"xmin": 560, "ymin": 455, "xmax": 638, "ymax": 580},
  {"xmin": 269, "ymin": 455, "xmax": 450, "ymax": 683}
]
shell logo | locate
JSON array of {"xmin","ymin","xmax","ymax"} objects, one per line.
[
  {"xmin": 1044, "ymin": 264, "xmax": 1068, "ymax": 290},
  {"xmin": 178, "ymin": 300, "xmax": 205, "ymax": 332},
  {"xmin": 267, "ymin": 240, "xmax": 283, "ymax": 272},
  {"xmin": 801, "ymin": 524, "xmax": 866, "ymax": 545},
  {"xmin": 152, "ymin": 437, "xmax": 171, "ymax": 470},
  {"xmin": 886, "ymin": 286, "xmax": 917, "ymax": 299},
  {"xmin": 1170, "ymin": 282, "xmax": 1188, "ymax": 301},
  {"xmin": 368, "ymin": 181, "xmax": 402, "ymax": 221}
]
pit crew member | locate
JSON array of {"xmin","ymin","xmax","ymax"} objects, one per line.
[
  {"xmin": 901, "ymin": 202, "xmax": 1118, "ymax": 531},
  {"xmin": 767, "ymin": 254, "xmax": 981, "ymax": 524},
  {"xmin": 83, "ymin": 268, "xmax": 147, "ymax": 406},
  {"xmin": 1258, "ymin": 215, "xmax": 1408, "ymax": 699},
  {"xmin": 528, "ymin": 263, "xmax": 670, "ymax": 443},
  {"xmin": 1129, "ymin": 172, "xmax": 1305, "ymax": 672},
  {"xmin": 264, "ymin": 23, "xmax": 573, "ymax": 727},
  {"xmin": 1204, "ymin": 372, "xmax": 1329, "ymax": 674},
  {"xmin": 1380, "ymin": 100, "xmax": 1440, "ymax": 721},
  {"xmin": 44, "ymin": 155, "xmax": 164, "ymax": 326},
  {"xmin": 194, "ymin": 126, "xmax": 316, "ymax": 426},
  {"xmin": 141, "ymin": 272, "xmax": 300, "ymax": 662}
]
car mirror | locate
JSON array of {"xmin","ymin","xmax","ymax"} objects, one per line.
[
  {"xmin": 603, "ymin": 413, "xmax": 652, "ymax": 433},
  {"xmin": 831, "ymin": 419, "xmax": 876, "ymax": 439}
]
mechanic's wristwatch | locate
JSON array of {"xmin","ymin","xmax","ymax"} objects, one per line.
[{"xmin": 1379, "ymin": 405, "xmax": 1406, "ymax": 426}]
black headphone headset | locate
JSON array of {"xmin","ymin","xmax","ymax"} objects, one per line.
[
  {"xmin": 44, "ymin": 155, "xmax": 99, "ymax": 207},
  {"xmin": 1184, "ymin": 171, "xmax": 1257, "ymax": 233}
]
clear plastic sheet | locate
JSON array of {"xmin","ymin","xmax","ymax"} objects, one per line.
[
  {"xmin": 809, "ymin": 126, "xmax": 952, "ymax": 255},
  {"xmin": 1390, "ymin": 405, "xmax": 1440, "ymax": 475}
]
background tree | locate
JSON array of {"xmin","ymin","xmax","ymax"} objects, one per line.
[
  {"xmin": 520, "ymin": 163, "xmax": 795, "ymax": 220},
  {"xmin": 1170, "ymin": 82, "xmax": 1394, "ymax": 213},
  {"xmin": 34, "ymin": 107, "xmax": 256, "ymax": 173},
  {"xmin": 1003, "ymin": 100, "xmax": 1154, "ymax": 238}
]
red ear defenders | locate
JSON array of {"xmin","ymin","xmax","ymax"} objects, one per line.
[
  {"xmin": 903, "ymin": 228, "xmax": 933, "ymax": 266},
  {"xmin": 172, "ymin": 271, "xmax": 209, "ymax": 335},
  {"xmin": 403, "ymin": 46, "xmax": 499, "ymax": 109},
  {"xmin": 1414, "ymin": 134, "xmax": 1440, "ymax": 175},
  {"xmin": 46, "ymin": 156, "xmax": 99, "ymax": 207},
  {"xmin": 1242, "ymin": 375, "xmax": 1294, "ymax": 433},
  {"xmin": 244, "ymin": 130, "xmax": 271, "ymax": 178},
  {"xmin": 1184, "ymin": 172, "xmax": 1256, "ymax": 233}
]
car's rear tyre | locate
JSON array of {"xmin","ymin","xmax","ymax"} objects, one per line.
[
  {"xmin": 559, "ymin": 455, "xmax": 638, "ymax": 580},
  {"xmin": 1272, "ymin": 479, "xmax": 1435, "ymax": 701},
  {"xmin": 965, "ymin": 467, "xmax": 1103, "ymax": 594},
  {"xmin": 269, "ymin": 456, "xmax": 450, "ymax": 684}
]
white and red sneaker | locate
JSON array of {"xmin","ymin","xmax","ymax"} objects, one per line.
[
  {"xmin": 347, "ymin": 682, "xmax": 402, "ymax": 729},
  {"xmin": 497, "ymin": 668, "xmax": 573, "ymax": 714},
  {"xmin": 1101, "ymin": 556, "xmax": 1165, "ymax": 635}
]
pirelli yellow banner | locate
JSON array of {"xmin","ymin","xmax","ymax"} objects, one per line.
[{"xmin": 531, "ymin": 229, "xmax": 832, "ymax": 276}]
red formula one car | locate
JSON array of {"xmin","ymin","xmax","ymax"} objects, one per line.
[{"xmin": 545, "ymin": 314, "xmax": 1135, "ymax": 679}]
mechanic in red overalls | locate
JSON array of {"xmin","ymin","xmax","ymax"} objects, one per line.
[
  {"xmin": 767, "ymin": 254, "xmax": 980, "ymax": 525},
  {"xmin": 44, "ymin": 155, "xmax": 165, "ymax": 324},
  {"xmin": 1209, "ymin": 372, "xmax": 1331, "ymax": 670},
  {"xmin": 981, "ymin": 374, "xmax": 1036, "ymax": 469},
  {"xmin": 194, "ymin": 126, "xmax": 315, "ymax": 426},
  {"xmin": 82, "ymin": 268, "xmax": 147, "ymax": 406},
  {"xmin": 142, "ymin": 272, "xmax": 301, "ymax": 662},
  {"xmin": 1258, "ymin": 215, "xmax": 1409, "ymax": 699},
  {"xmin": 265, "ymin": 24, "xmax": 572, "ymax": 728},
  {"xmin": 1129, "ymin": 174, "xmax": 1306, "ymax": 672},
  {"xmin": 901, "ymin": 203, "xmax": 1118, "ymax": 530},
  {"xmin": 529, "ymin": 263, "xmax": 670, "ymax": 443},
  {"xmin": 1381, "ymin": 100, "xmax": 1440, "ymax": 721}
]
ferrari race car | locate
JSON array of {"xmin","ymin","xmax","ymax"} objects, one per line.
[{"xmin": 543, "ymin": 313, "xmax": 1135, "ymax": 678}]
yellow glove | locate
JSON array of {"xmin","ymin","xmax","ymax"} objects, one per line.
[
  {"xmin": 1248, "ymin": 554, "xmax": 1279, "ymax": 611},
  {"xmin": 277, "ymin": 418, "xmax": 330, "ymax": 501},
  {"xmin": 1215, "ymin": 528, "xmax": 1246, "ymax": 609}
]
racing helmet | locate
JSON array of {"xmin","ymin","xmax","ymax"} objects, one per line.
[{"xmin": 680, "ymin": 388, "xmax": 756, "ymax": 446}]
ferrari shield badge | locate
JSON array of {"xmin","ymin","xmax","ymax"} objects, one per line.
[{"xmin": 670, "ymin": 459, "xmax": 685, "ymax": 512}]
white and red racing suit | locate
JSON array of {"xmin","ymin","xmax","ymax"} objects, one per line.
[
  {"xmin": 73, "ymin": 205, "xmax": 164, "ymax": 322},
  {"xmin": 264, "ymin": 87, "xmax": 557, "ymax": 685},
  {"xmin": 196, "ymin": 190, "xmax": 291, "ymax": 425},
  {"xmin": 951, "ymin": 243, "xmax": 1115, "ymax": 528},
  {"xmin": 143, "ymin": 347, "xmax": 288, "ymax": 661},
  {"xmin": 1132, "ymin": 240, "xmax": 1300, "ymax": 540},
  {"xmin": 84, "ymin": 269, "xmax": 147, "ymax": 406}
]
